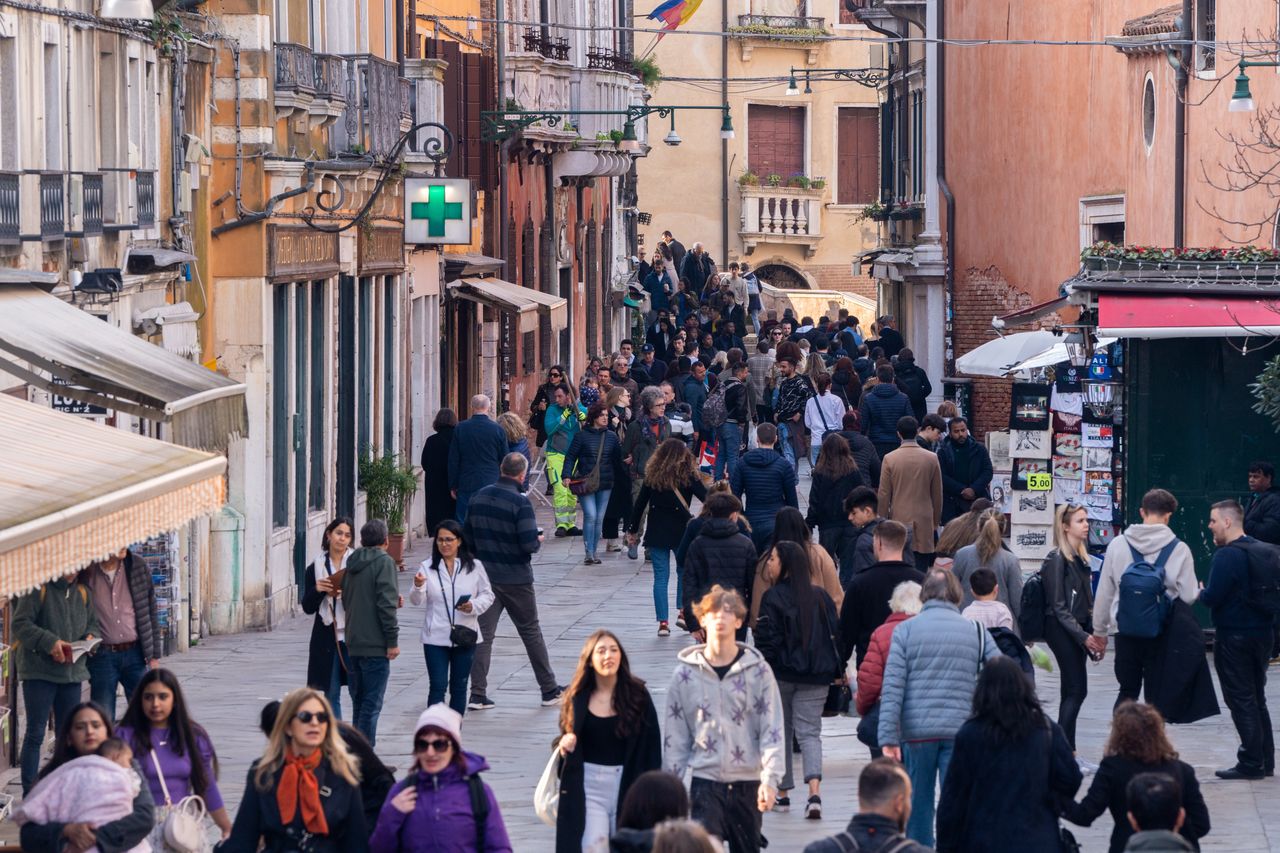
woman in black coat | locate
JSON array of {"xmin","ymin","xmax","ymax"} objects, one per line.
[
  {"xmin": 628, "ymin": 438, "xmax": 708, "ymax": 636},
  {"xmin": 554, "ymin": 630, "xmax": 662, "ymax": 853},
  {"xmin": 831, "ymin": 356, "xmax": 863, "ymax": 409},
  {"xmin": 936, "ymin": 657, "xmax": 1082, "ymax": 853},
  {"xmin": 806, "ymin": 432, "xmax": 865, "ymax": 570},
  {"xmin": 563, "ymin": 403, "xmax": 624, "ymax": 565},
  {"xmin": 420, "ymin": 409, "xmax": 457, "ymax": 534},
  {"xmin": 601, "ymin": 388, "xmax": 636, "ymax": 554},
  {"xmin": 1062, "ymin": 701, "xmax": 1210, "ymax": 853},
  {"xmin": 302, "ymin": 517, "xmax": 354, "ymax": 717},
  {"xmin": 1039, "ymin": 504, "xmax": 1096, "ymax": 752}
]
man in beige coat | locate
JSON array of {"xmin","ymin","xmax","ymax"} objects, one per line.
[{"xmin": 877, "ymin": 416, "xmax": 943, "ymax": 570}]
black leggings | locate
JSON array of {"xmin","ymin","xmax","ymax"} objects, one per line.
[{"xmin": 1044, "ymin": 619, "xmax": 1088, "ymax": 750}]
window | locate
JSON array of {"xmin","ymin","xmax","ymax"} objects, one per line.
[
  {"xmin": 1142, "ymin": 75, "xmax": 1155, "ymax": 152},
  {"xmin": 358, "ymin": 277, "xmax": 373, "ymax": 457},
  {"xmin": 839, "ymin": 0, "xmax": 862, "ymax": 25},
  {"xmin": 911, "ymin": 92, "xmax": 923, "ymax": 200},
  {"xmin": 382, "ymin": 276, "xmax": 396, "ymax": 451},
  {"xmin": 0, "ymin": 35, "xmax": 17, "ymax": 170},
  {"xmin": 748, "ymin": 104, "xmax": 805, "ymax": 182},
  {"xmin": 837, "ymin": 107, "xmax": 878, "ymax": 205},
  {"xmin": 1195, "ymin": 0, "xmax": 1215, "ymax": 72},
  {"xmin": 309, "ymin": 281, "xmax": 325, "ymax": 509},
  {"xmin": 43, "ymin": 43, "xmax": 60, "ymax": 169},
  {"xmin": 272, "ymin": 286, "xmax": 292, "ymax": 528},
  {"xmin": 1079, "ymin": 195, "xmax": 1126, "ymax": 250}
]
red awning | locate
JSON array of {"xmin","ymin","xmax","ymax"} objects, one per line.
[
  {"xmin": 1098, "ymin": 292, "xmax": 1280, "ymax": 338},
  {"xmin": 999, "ymin": 296, "xmax": 1069, "ymax": 326}
]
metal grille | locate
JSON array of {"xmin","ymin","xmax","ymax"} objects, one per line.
[
  {"xmin": 0, "ymin": 172, "xmax": 18, "ymax": 245},
  {"xmin": 275, "ymin": 43, "xmax": 316, "ymax": 93},
  {"xmin": 313, "ymin": 54, "xmax": 346, "ymax": 101},
  {"xmin": 137, "ymin": 171, "xmax": 155, "ymax": 228},
  {"xmin": 522, "ymin": 28, "xmax": 569, "ymax": 60},
  {"xmin": 39, "ymin": 173, "xmax": 64, "ymax": 240},
  {"xmin": 737, "ymin": 14, "xmax": 826, "ymax": 28},
  {"xmin": 587, "ymin": 47, "xmax": 633, "ymax": 73},
  {"xmin": 82, "ymin": 173, "xmax": 104, "ymax": 236},
  {"xmin": 340, "ymin": 55, "xmax": 406, "ymax": 158}
]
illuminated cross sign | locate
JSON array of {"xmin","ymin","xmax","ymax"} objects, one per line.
[{"xmin": 405, "ymin": 178, "xmax": 473, "ymax": 245}]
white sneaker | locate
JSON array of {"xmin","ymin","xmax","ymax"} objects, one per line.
[{"xmin": 1076, "ymin": 755, "xmax": 1100, "ymax": 774}]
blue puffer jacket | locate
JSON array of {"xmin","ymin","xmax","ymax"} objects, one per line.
[
  {"xmin": 562, "ymin": 427, "xmax": 622, "ymax": 492},
  {"xmin": 858, "ymin": 383, "xmax": 914, "ymax": 445},
  {"xmin": 729, "ymin": 448, "xmax": 797, "ymax": 532},
  {"xmin": 877, "ymin": 600, "xmax": 1002, "ymax": 746}
]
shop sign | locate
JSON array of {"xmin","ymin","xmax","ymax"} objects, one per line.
[
  {"xmin": 269, "ymin": 227, "xmax": 341, "ymax": 281},
  {"xmin": 50, "ymin": 378, "xmax": 109, "ymax": 416},
  {"xmin": 1026, "ymin": 472, "xmax": 1053, "ymax": 491},
  {"xmin": 405, "ymin": 178, "xmax": 473, "ymax": 245},
  {"xmin": 359, "ymin": 225, "xmax": 406, "ymax": 274}
]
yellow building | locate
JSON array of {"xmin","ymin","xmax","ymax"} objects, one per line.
[{"xmin": 635, "ymin": 1, "xmax": 883, "ymax": 311}]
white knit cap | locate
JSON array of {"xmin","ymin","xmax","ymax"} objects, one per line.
[{"xmin": 414, "ymin": 703, "xmax": 463, "ymax": 746}]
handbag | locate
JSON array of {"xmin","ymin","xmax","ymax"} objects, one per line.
[
  {"xmin": 149, "ymin": 749, "xmax": 208, "ymax": 853},
  {"xmin": 533, "ymin": 747, "xmax": 561, "ymax": 827},
  {"xmin": 818, "ymin": 597, "xmax": 848, "ymax": 718},
  {"xmin": 437, "ymin": 569, "xmax": 478, "ymax": 649},
  {"xmin": 855, "ymin": 703, "xmax": 881, "ymax": 747},
  {"xmin": 567, "ymin": 433, "xmax": 606, "ymax": 496}
]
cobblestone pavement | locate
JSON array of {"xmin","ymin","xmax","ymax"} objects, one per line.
[{"xmin": 70, "ymin": 480, "xmax": 1280, "ymax": 850}]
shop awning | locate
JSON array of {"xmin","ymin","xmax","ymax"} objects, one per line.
[
  {"xmin": 957, "ymin": 331, "xmax": 1060, "ymax": 377},
  {"xmin": 1098, "ymin": 292, "xmax": 1280, "ymax": 338},
  {"xmin": 125, "ymin": 247, "xmax": 198, "ymax": 274},
  {"xmin": 998, "ymin": 295, "xmax": 1070, "ymax": 326},
  {"xmin": 0, "ymin": 285, "xmax": 247, "ymax": 451},
  {"xmin": 449, "ymin": 278, "xmax": 568, "ymax": 333},
  {"xmin": 0, "ymin": 268, "xmax": 59, "ymax": 288},
  {"xmin": 0, "ymin": 395, "xmax": 227, "ymax": 598}
]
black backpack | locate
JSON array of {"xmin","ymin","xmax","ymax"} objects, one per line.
[
  {"xmin": 1019, "ymin": 572, "xmax": 1048, "ymax": 642},
  {"xmin": 1230, "ymin": 538, "xmax": 1280, "ymax": 623}
]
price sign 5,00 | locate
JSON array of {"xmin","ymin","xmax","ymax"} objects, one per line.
[{"xmin": 1027, "ymin": 472, "xmax": 1053, "ymax": 491}]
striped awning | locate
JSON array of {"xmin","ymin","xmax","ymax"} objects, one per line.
[{"xmin": 0, "ymin": 394, "xmax": 227, "ymax": 598}]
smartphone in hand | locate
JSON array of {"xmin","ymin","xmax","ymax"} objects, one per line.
[{"xmin": 454, "ymin": 594, "xmax": 472, "ymax": 609}]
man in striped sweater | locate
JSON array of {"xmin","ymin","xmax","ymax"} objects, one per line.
[{"xmin": 463, "ymin": 452, "xmax": 564, "ymax": 710}]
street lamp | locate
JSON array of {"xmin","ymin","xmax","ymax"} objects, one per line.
[
  {"xmin": 1228, "ymin": 58, "xmax": 1280, "ymax": 112},
  {"xmin": 620, "ymin": 119, "xmax": 641, "ymax": 153},
  {"xmin": 663, "ymin": 112, "xmax": 682, "ymax": 146},
  {"xmin": 99, "ymin": 0, "xmax": 154, "ymax": 19},
  {"xmin": 785, "ymin": 72, "xmax": 799, "ymax": 96},
  {"xmin": 1063, "ymin": 328, "xmax": 1091, "ymax": 368},
  {"xmin": 720, "ymin": 109, "xmax": 735, "ymax": 140}
]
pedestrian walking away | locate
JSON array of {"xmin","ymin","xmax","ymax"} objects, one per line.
[
  {"xmin": 303, "ymin": 517, "xmax": 355, "ymax": 719},
  {"xmin": 935, "ymin": 657, "xmax": 1082, "ymax": 853},
  {"xmin": 221, "ymin": 688, "xmax": 368, "ymax": 852},
  {"xmin": 628, "ymin": 438, "xmax": 708, "ymax": 636},
  {"xmin": 665, "ymin": 586, "xmax": 785, "ymax": 853},
  {"xmin": 681, "ymin": 492, "xmax": 759, "ymax": 642},
  {"xmin": 410, "ymin": 520, "xmax": 494, "ymax": 716},
  {"xmin": 422, "ymin": 408, "xmax": 459, "ymax": 532},
  {"xmin": 856, "ymin": 582, "xmax": 923, "ymax": 760},
  {"xmin": 749, "ymin": 508, "xmax": 844, "ymax": 630},
  {"xmin": 730, "ymin": 422, "xmax": 798, "ymax": 551},
  {"xmin": 562, "ymin": 402, "xmax": 624, "ymax": 563},
  {"xmin": 1115, "ymin": 772, "xmax": 1199, "ymax": 853},
  {"xmin": 892, "ymin": 348, "xmax": 932, "ymax": 422},
  {"xmin": 839, "ymin": 520, "xmax": 925, "ymax": 668},
  {"xmin": 803, "ymin": 758, "xmax": 930, "ymax": 853},
  {"xmin": 369, "ymin": 704, "xmax": 512, "ymax": 852},
  {"xmin": 754, "ymin": 541, "xmax": 843, "ymax": 819},
  {"xmin": 951, "ymin": 509, "xmax": 1023, "ymax": 628},
  {"xmin": 81, "ymin": 545, "xmax": 163, "ymax": 722},
  {"xmin": 805, "ymin": 373, "xmax": 848, "ymax": 467},
  {"xmin": 877, "ymin": 570, "xmax": 999, "ymax": 847},
  {"xmin": 622, "ymin": 387, "xmax": 673, "ymax": 559},
  {"xmin": 713, "ymin": 360, "xmax": 751, "ymax": 482},
  {"xmin": 859, "ymin": 365, "xmax": 914, "ymax": 461},
  {"xmin": 341, "ymin": 519, "xmax": 402, "ymax": 747},
  {"xmin": 464, "ymin": 452, "xmax": 564, "ymax": 710},
  {"xmin": 877, "ymin": 417, "xmax": 943, "ymax": 571},
  {"xmin": 14, "ymin": 572, "xmax": 100, "ymax": 793},
  {"xmin": 807, "ymin": 433, "xmax": 865, "ymax": 576},
  {"xmin": 116, "ymin": 667, "xmax": 232, "ymax": 844},
  {"xmin": 609, "ymin": 770, "xmax": 692, "ymax": 851},
  {"xmin": 554, "ymin": 630, "xmax": 662, "ymax": 853},
  {"xmin": 1062, "ymin": 701, "xmax": 1210, "ymax": 853},
  {"xmin": 449, "ymin": 394, "xmax": 511, "ymax": 523}
]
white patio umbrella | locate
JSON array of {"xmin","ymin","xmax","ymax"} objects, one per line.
[
  {"xmin": 1014, "ymin": 336, "xmax": 1117, "ymax": 373},
  {"xmin": 956, "ymin": 331, "xmax": 1061, "ymax": 377}
]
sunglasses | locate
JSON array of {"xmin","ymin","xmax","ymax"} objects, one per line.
[
  {"xmin": 549, "ymin": 372, "xmax": 562, "ymax": 378},
  {"xmin": 295, "ymin": 710, "xmax": 330, "ymax": 725},
  {"xmin": 436, "ymin": 535, "xmax": 459, "ymax": 544},
  {"xmin": 415, "ymin": 737, "xmax": 453, "ymax": 753}
]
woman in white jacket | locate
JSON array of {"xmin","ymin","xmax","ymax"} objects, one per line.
[
  {"xmin": 410, "ymin": 519, "xmax": 495, "ymax": 716},
  {"xmin": 804, "ymin": 373, "xmax": 848, "ymax": 467}
]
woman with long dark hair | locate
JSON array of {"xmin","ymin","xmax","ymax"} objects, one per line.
[
  {"xmin": 303, "ymin": 517, "xmax": 354, "ymax": 718},
  {"xmin": 530, "ymin": 365, "xmax": 569, "ymax": 453},
  {"xmin": 1063, "ymin": 702, "xmax": 1210, "ymax": 853},
  {"xmin": 563, "ymin": 402, "xmax": 624, "ymax": 565},
  {"xmin": 21, "ymin": 702, "xmax": 155, "ymax": 853},
  {"xmin": 936, "ymin": 657, "xmax": 1081, "ymax": 852},
  {"xmin": 117, "ymin": 668, "xmax": 231, "ymax": 842},
  {"xmin": 410, "ymin": 519, "xmax": 494, "ymax": 715},
  {"xmin": 601, "ymin": 387, "xmax": 636, "ymax": 555},
  {"xmin": 629, "ymin": 438, "xmax": 709, "ymax": 636},
  {"xmin": 421, "ymin": 409, "xmax": 458, "ymax": 532},
  {"xmin": 749, "ymin": 508, "xmax": 842, "ymax": 629},
  {"xmin": 555, "ymin": 630, "xmax": 662, "ymax": 853},
  {"xmin": 806, "ymin": 433, "xmax": 865, "ymax": 572},
  {"xmin": 830, "ymin": 356, "xmax": 862, "ymax": 410},
  {"xmin": 753, "ymin": 541, "xmax": 841, "ymax": 819}
]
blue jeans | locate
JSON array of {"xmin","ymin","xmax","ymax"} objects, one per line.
[
  {"xmin": 809, "ymin": 444, "xmax": 822, "ymax": 467},
  {"xmin": 325, "ymin": 642, "xmax": 351, "ymax": 720},
  {"xmin": 21, "ymin": 679, "xmax": 82, "ymax": 793},
  {"xmin": 902, "ymin": 738, "xmax": 954, "ymax": 847},
  {"xmin": 348, "ymin": 655, "xmax": 391, "ymax": 747},
  {"xmin": 777, "ymin": 422, "xmax": 797, "ymax": 470},
  {"xmin": 424, "ymin": 643, "xmax": 476, "ymax": 716},
  {"xmin": 651, "ymin": 548, "xmax": 683, "ymax": 622},
  {"xmin": 86, "ymin": 643, "xmax": 148, "ymax": 721},
  {"xmin": 455, "ymin": 491, "xmax": 473, "ymax": 524},
  {"xmin": 580, "ymin": 489, "xmax": 612, "ymax": 557},
  {"xmin": 713, "ymin": 423, "xmax": 743, "ymax": 481}
]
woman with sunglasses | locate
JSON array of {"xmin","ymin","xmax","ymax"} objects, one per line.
[
  {"xmin": 223, "ymin": 687, "xmax": 366, "ymax": 852},
  {"xmin": 410, "ymin": 520, "xmax": 493, "ymax": 715},
  {"xmin": 554, "ymin": 630, "xmax": 661, "ymax": 853},
  {"xmin": 116, "ymin": 668, "xmax": 231, "ymax": 844},
  {"xmin": 529, "ymin": 365, "xmax": 568, "ymax": 453},
  {"xmin": 370, "ymin": 704, "xmax": 511, "ymax": 852}
]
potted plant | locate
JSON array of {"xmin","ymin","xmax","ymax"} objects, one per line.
[
  {"xmin": 765, "ymin": 173, "xmax": 782, "ymax": 188},
  {"xmin": 785, "ymin": 174, "xmax": 810, "ymax": 190},
  {"xmin": 359, "ymin": 451, "xmax": 419, "ymax": 567},
  {"xmin": 632, "ymin": 55, "xmax": 662, "ymax": 90},
  {"xmin": 810, "ymin": 177, "xmax": 826, "ymax": 190},
  {"xmin": 738, "ymin": 171, "xmax": 760, "ymax": 187}
]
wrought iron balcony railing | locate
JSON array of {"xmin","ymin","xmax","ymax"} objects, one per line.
[
  {"xmin": 275, "ymin": 42, "xmax": 316, "ymax": 93},
  {"xmin": 39, "ymin": 172, "xmax": 64, "ymax": 240},
  {"xmin": 737, "ymin": 13, "xmax": 826, "ymax": 29},
  {"xmin": 339, "ymin": 55, "xmax": 408, "ymax": 158},
  {"xmin": 587, "ymin": 46, "xmax": 635, "ymax": 74},
  {"xmin": 0, "ymin": 172, "xmax": 17, "ymax": 245},
  {"xmin": 314, "ymin": 53, "xmax": 346, "ymax": 101},
  {"xmin": 136, "ymin": 170, "xmax": 155, "ymax": 228},
  {"xmin": 522, "ymin": 28, "xmax": 570, "ymax": 61},
  {"xmin": 81, "ymin": 173, "xmax": 104, "ymax": 236}
]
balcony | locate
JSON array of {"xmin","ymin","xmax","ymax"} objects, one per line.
[
  {"xmin": 0, "ymin": 172, "xmax": 18, "ymax": 245},
  {"xmin": 399, "ymin": 77, "xmax": 414, "ymax": 130},
  {"xmin": 587, "ymin": 46, "xmax": 635, "ymax": 75},
  {"xmin": 522, "ymin": 28, "xmax": 571, "ymax": 61},
  {"xmin": 39, "ymin": 173, "xmax": 64, "ymax": 241},
  {"xmin": 732, "ymin": 14, "xmax": 828, "ymax": 63},
  {"xmin": 137, "ymin": 170, "xmax": 155, "ymax": 228},
  {"xmin": 337, "ymin": 55, "xmax": 409, "ymax": 159},
  {"xmin": 100, "ymin": 168, "xmax": 157, "ymax": 233},
  {"xmin": 275, "ymin": 42, "xmax": 316, "ymax": 119},
  {"xmin": 740, "ymin": 184, "xmax": 824, "ymax": 258},
  {"xmin": 66, "ymin": 173, "xmax": 104, "ymax": 237},
  {"xmin": 310, "ymin": 53, "xmax": 347, "ymax": 127}
]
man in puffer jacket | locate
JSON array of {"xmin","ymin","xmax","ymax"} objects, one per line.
[
  {"xmin": 877, "ymin": 569, "xmax": 1000, "ymax": 847},
  {"xmin": 730, "ymin": 423, "xmax": 798, "ymax": 550},
  {"xmin": 859, "ymin": 365, "xmax": 914, "ymax": 460},
  {"xmin": 892, "ymin": 348, "xmax": 932, "ymax": 421},
  {"xmin": 683, "ymin": 493, "xmax": 758, "ymax": 640}
]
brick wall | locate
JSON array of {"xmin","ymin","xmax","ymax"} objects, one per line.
[
  {"xmin": 806, "ymin": 265, "xmax": 877, "ymax": 300},
  {"xmin": 953, "ymin": 265, "xmax": 1034, "ymax": 438}
]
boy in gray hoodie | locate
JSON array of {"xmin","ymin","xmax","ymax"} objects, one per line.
[
  {"xmin": 665, "ymin": 585, "xmax": 785, "ymax": 853},
  {"xmin": 1092, "ymin": 488, "xmax": 1199, "ymax": 708}
]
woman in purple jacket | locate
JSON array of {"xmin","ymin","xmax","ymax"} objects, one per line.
[{"xmin": 369, "ymin": 704, "xmax": 512, "ymax": 852}]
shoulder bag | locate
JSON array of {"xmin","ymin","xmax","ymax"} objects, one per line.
[
  {"xmin": 149, "ymin": 749, "xmax": 208, "ymax": 853},
  {"xmin": 533, "ymin": 747, "xmax": 562, "ymax": 827},
  {"xmin": 819, "ymin": 598, "xmax": 852, "ymax": 717},
  {"xmin": 437, "ymin": 567, "xmax": 477, "ymax": 649},
  {"xmin": 568, "ymin": 434, "xmax": 607, "ymax": 496}
]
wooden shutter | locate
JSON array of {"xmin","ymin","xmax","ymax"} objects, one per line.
[
  {"xmin": 838, "ymin": 107, "xmax": 879, "ymax": 205},
  {"xmin": 747, "ymin": 104, "xmax": 804, "ymax": 180}
]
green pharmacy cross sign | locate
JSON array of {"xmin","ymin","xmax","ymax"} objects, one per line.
[{"xmin": 405, "ymin": 178, "xmax": 473, "ymax": 245}]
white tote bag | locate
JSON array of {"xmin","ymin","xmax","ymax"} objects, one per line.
[{"xmin": 534, "ymin": 748, "xmax": 562, "ymax": 827}]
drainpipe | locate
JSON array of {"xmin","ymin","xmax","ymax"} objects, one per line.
[
  {"xmin": 395, "ymin": 0, "xmax": 405, "ymax": 72},
  {"xmin": 720, "ymin": 0, "xmax": 729, "ymax": 265},
  {"xmin": 1173, "ymin": 0, "xmax": 1190, "ymax": 247},
  {"xmin": 497, "ymin": 7, "xmax": 508, "ymax": 277},
  {"xmin": 937, "ymin": 0, "xmax": 955, "ymax": 379}
]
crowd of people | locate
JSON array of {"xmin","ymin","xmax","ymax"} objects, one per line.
[{"xmin": 11, "ymin": 233, "xmax": 1280, "ymax": 852}]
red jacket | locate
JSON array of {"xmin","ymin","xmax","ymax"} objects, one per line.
[{"xmin": 856, "ymin": 611, "xmax": 913, "ymax": 715}]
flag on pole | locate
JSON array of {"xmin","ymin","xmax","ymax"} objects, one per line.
[{"xmin": 646, "ymin": 0, "xmax": 704, "ymax": 40}]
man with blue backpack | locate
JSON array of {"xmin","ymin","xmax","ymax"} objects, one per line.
[{"xmin": 1091, "ymin": 489, "xmax": 1199, "ymax": 708}]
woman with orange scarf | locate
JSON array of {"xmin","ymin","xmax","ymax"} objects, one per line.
[{"xmin": 220, "ymin": 687, "xmax": 367, "ymax": 852}]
